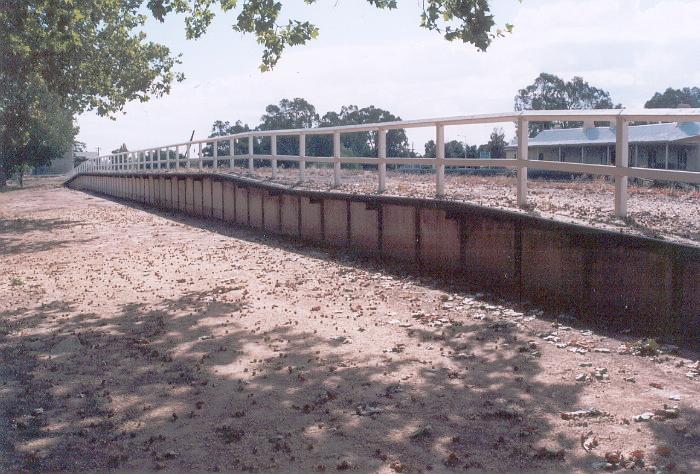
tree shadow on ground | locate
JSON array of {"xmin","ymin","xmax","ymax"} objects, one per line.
[
  {"xmin": 0, "ymin": 217, "xmax": 93, "ymax": 256},
  {"xmin": 0, "ymin": 217, "xmax": 81, "ymax": 235},
  {"xmin": 2, "ymin": 287, "xmax": 696, "ymax": 472}
]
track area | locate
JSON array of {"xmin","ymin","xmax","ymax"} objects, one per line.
[{"xmin": 1, "ymin": 178, "xmax": 699, "ymax": 472}]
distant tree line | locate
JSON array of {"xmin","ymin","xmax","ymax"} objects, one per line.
[{"xmin": 209, "ymin": 99, "xmax": 512, "ymax": 160}]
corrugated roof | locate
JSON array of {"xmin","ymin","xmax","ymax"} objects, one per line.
[{"xmin": 529, "ymin": 122, "xmax": 700, "ymax": 146}]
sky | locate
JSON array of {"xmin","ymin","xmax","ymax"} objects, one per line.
[{"xmin": 76, "ymin": 0, "xmax": 700, "ymax": 155}]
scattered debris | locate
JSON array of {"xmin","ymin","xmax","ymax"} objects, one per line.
[
  {"xmin": 215, "ymin": 425, "xmax": 244, "ymax": 444},
  {"xmin": 533, "ymin": 446, "xmax": 565, "ymax": 460},
  {"xmin": 561, "ymin": 408, "xmax": 604, "ymax": 420},
  {"xmin": 654, "ymin": 405, "xmax": 679, "ymax": 420},
  {"xmin": 330, "ymin": 335, "xmax": 352, "ymax": 344},
  {"xmin": 355, "ymin": 404, "xmax": 383, "ymax": 416}
]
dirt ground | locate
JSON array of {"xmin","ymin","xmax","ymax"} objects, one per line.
[
  {"xmin": 1, "ymin": 177, "xmax": 699, "ymax": 473},
  {"xmin": 236, "ymin": 166, "xmax": 699, "ymax": 247}
]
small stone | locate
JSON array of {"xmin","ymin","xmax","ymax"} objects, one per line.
[{"xmin": 633, "ymin": 412, "xmax": 654, "ymax": 422}]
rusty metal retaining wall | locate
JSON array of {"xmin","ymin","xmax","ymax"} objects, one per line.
[{"xmin": 66, "ymin": 172, "xmax": 700, "ymax": 342}]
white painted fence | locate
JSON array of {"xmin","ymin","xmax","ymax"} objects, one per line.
[{"xmin": 70, "ymin": 109, "xmax": 700, "ymax": 218}]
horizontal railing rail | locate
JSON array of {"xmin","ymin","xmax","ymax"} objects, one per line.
[{"xmin": 69, "ymin": 108, "xmax": 700, "ymax": 218}]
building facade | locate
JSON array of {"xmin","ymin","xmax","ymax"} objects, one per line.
[{"xmin": 505, "ymin": 121, "xmax": 700, "ymax": 172}]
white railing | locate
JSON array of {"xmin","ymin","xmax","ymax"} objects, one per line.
[{"xmin": 70, "ymin": 108, "xmax": 700, "ymax": 218}]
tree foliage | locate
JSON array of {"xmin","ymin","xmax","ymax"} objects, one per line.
[
  {"xmin": 316, "ymin": 105, "xmax": 410, "ymax": 158},
  {"xmin": 645, "ymin": 87, "xmax": 700, "ymax": 108},
  {"xmin": 480, "ymin": 127, "xmax": 506, "ymax": 158},
  {"xmin": 424, "ymin": 131, "xmax": 501, "ymax": 159},
  {"xmin": 2, "ymin": 1, "xmax": 182, "ymax": 118},
  {"xmin": 147, "ymin": 0, "xmax": 515, "ymax": 71},
  {"xmin": 1, "ymin": 0, "xmax": 181, "ymax": 182},
  {"xmin": 0, "ymin": 83, "xmax": 77, "ymax": 180},
  {"xmin": 211, "ymin": 99, "xmax": 411, "ymax": 159},
  {"xmin": 514, "ymin": 73, "xmax": 621, "ymax": 136},
  {"xmin": 209, "ymin": 120, "xmax": 252, "ymax": 155}
]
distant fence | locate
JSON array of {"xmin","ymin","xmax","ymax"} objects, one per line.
[{"xmin": 70, "ymin": 109, "xmax": 700, "ymax": 218}]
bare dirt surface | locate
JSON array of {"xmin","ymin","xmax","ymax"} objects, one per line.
[
  {"xmin": 226, "ymin": 166, "xmax": 700, "ymax": 246},
  {"xmin": 1, "ymin": 177, "xmax": 699, "ymax": 473}
]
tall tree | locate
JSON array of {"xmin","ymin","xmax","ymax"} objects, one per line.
[
  {"xmin": 209, "ymin": 120, "xmax": 251, "ymax": 155},
  {"xmin": 314, "ymin": 105, "xmax": 410, "ymax": 158},
  {"xmin": 1, "ymin": 1, "xmax": 181, "ymax": 183},
  {"xmin": 478, "ymin": 128, "xmax": 507, "ymax": 158},
  {"xmin": 111, "ymin": 144, "xmax": 129, "ymax": 154},
  {"xmin": 645, "ymin": 87, "xmax": 700, "ymax": 108},
  {"xmin": 1, "ymin": 1, "xmax": 181, "ymax": 117},
  {"xmin": 257, "ymin": 98, "xmax": 319, "ymax": 155},
  {"xmin": 424, "ymin": 138, "xmax": 489, "ymax": 158},
  {"xmin": 514, "ymin": 73, "xmax": 621, "ymax": 136},
  {"xmin": 209, "ymin": 101, "xmax": 411, "ymax": 161},
  {"xmin": 0, "ymin": 83, "xmax": 77, "ymax": 185}
]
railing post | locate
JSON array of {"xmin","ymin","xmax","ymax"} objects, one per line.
[
  {"xmin": 213, "ymin": 139, "xmax": 218, "ymax": 170},
  {"xmin": 229, "ymin": 139, "xmax": 234, "ymax": 169},
  {"xmin": 248, "ymin": 135, "xmax": 255, "ymax": 173},
  {"xmin": 299, "ymin": 134, "xmax": 306, "ymax": 181},
  {"xmin": 517, "ymin": 118, "xmax": 529, "ymax": 208},
  {"xmin": 378, "ymin": 128, "xmax": 387, "ymax": 193},
  {"xmin": 333, "ymin": 131, "xmax": 341, "ymax": 186},
  {"xmin": 198, "ymin": 143, "xmax": 203, "ymax": 170},
  {"xmin": 614, "ymin": 117, "xmax": 629, "ymax": 218},
  {"xmin": 436, "ymin": 124, "xmax": 445, "ymax": 197},
  {"xmin": 271, "ymin": 134, "xmax": 278, "ymax": 179},
  {"xmin": 175, "ymin": 146, "xmax": 180, "ymax": 170}
]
